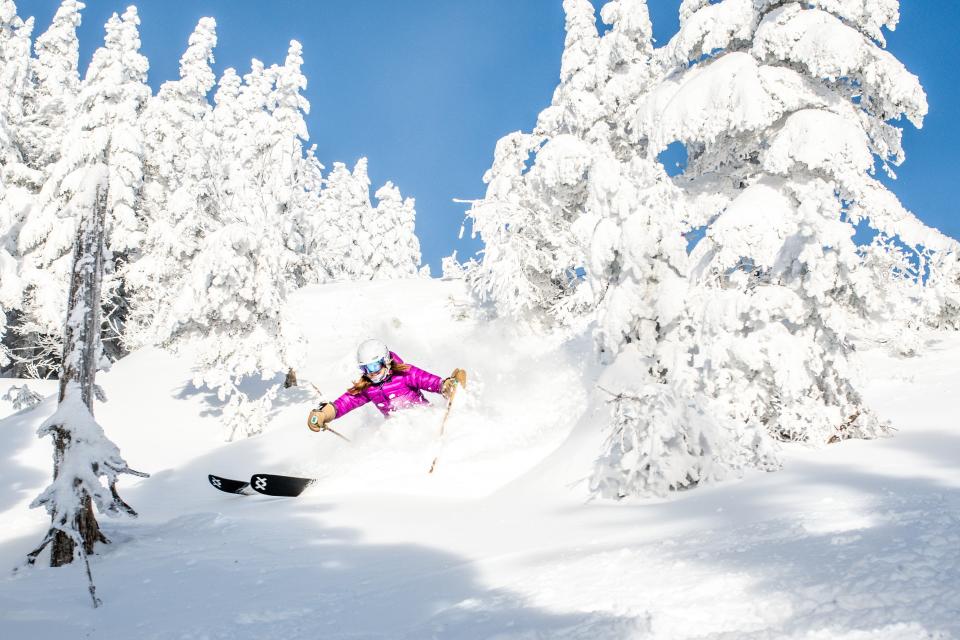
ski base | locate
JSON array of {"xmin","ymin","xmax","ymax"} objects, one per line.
[{"xmin": 249, "ymin": 473, "xmax": 315, "ymax": 497}]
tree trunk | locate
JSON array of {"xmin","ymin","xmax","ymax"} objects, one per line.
[
  {"xmin": 49, "ymin": 185, "xmax": 108, "ymax": 566},
  {"xmin": 3, "ymin": 309, "xmax": 31, "ymax": 378}
]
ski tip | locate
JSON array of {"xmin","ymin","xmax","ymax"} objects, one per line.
[{"xmin": 208, "ymin": 474, "xmax": 252, "ymax": 495}]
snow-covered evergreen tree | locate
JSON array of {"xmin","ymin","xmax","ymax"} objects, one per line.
[
  {"xmin": 345, "ymin": 157, "xmax": 378, "ymax": 280},
  {"xmin": 0, "ymin": 0, "xmax": 34, "ymax": 371},
  {"xmin": 200, "ymin": 64, "xmax": 242, "ymax": 243},
  {"xmin": 301, "ymin": 157, "xmax": 423, "ymax": 283},
  {"xmin": 286, "ymin": 145, "xmax": 326, "ymax": 286},
  {"xmin": 369, "ymin": 181, "xmax": 420, "ymax": 279},
  {"xmin": 468, "ymin": 0, "xmax": 956, "ymax": 496},
  {"xmin": 265, "ymin": 40, "xmax": 309, "ymax": 212},
  {"xmin": 534, "ymin": 0, "xmax": 602, "ymax": 140},
  {"xmin": 927, "ymin": 252, "xmax": 960, "ymax": 331},
  {"xmin": 591, "ymin": 371, "xmax": 776, "ymax": 498},
  {"xmin": 164, "ymin": 207, "xmax": 305, "ymax": 439},
  {"xmin": 126, "ymin": 17, "xmax": 217, "ymax": 349},
  {"xmin": 0, "ymin": 0, "xmax": 29, "ymax": 181},
  {"xmin": 262, "ymin": 40, "xmax": 314, "ymax": 289},
  {"xmin": 20, "ymin": 0, "xmax": 83, "ymax": 171},
  {"xmin": 630, "ymin": 0, "xmax": 958, "ymax": 444},
  {"xmin": 359, "ymin": 179, "xmax": 394, "ymax": 280},
  {"xmin": 465, "ymin": 0, "xmax": 604, "ymax": 326},
  {"xmin": 303, "ymin": 160, "xmax": 353, "ymax": 281},
  {"xmin": 16, "ymin": 6, "xmax": 149, "ymax": 376},
  {"xmin": 232, "ymin": 57, "xmax": 275, "ymax": 192},
  {"xmin": 1, "ymin": 1, "xmax": 85, "ymax": 376},
  {"xmin": 159, "ymin": 57, "xmax": 304, "ymax": 440},
  {"xmin": 0, "ymin": 0, "xmax": 32, "ymax": 163},
  {"xmin": 526, "ymin": 0, "xmax": 777, "ymax": 497}
]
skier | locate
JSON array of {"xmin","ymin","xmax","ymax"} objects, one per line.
[{"xmin": 307, "ymin": 339, "xmax": 459, "ymax": 431}]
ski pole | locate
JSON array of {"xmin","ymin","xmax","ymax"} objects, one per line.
[
  {"xmin": 308, "ymin": 383, "xmax": 351, "ymax": 442},
  {"xmin": 429, "ymin": 369, "xmax": 467, "ymax": 474}
]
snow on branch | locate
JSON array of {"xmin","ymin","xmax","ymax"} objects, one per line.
[
  {"xmin": 805, "ymin": 0, "xmax": 900, "ymax": 46},
  {"xmin": 2, "ymin": 383, "xmax": 43, "ymax": 411},
  {"xmin": 30, "ymin": 383, "xmax": 147, "ymax": 528},
  {"xmin": 663, "ymin": 0, "xmax": 758, "ymax": 67},
  {"xmin": 752, "ymin": 5, "xmax": 926, "ymax": 125}
]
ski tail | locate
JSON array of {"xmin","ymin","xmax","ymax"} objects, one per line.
[{"xmin": 249, "ymin": 473, "xmax": 316, "ymax": 497}]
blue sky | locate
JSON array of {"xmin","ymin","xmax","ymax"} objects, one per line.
[{"xmin": 16, "ymin": 1, "xmax": 960, "ymax": 273}]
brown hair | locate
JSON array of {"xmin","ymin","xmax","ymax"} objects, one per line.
[{"xmin": 348, "ymin": 361, "xmax": 411, "ymax": 395}]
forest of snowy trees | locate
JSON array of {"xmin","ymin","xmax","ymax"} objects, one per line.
[
  {"xmin": 0, "ymin": 0, "xmax": 422, "ymax": 389},
  {"xmin": 1, "ymin": 0, "xmax": 426, "ymax": 573},
  {"xmin": 465, "ymin": 0, "xmax": 960, "ymax": 498}
]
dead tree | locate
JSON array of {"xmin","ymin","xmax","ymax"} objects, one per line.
[{"xmin": 26, "ymin": 184, "xmax": 147, "ymax": 605}]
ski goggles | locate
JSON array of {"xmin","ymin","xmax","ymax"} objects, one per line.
[{"xmin": 359, "ymin": 358, "xmax": 387, "ymax": 375}]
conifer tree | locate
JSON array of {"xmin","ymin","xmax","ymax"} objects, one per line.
[
  {"xmin": 348, "ymin": 157, "xmax": 377, "ymax": 280},
  {"xmin": 372, "ymin": 181, "xmax": 421, "ymax": 279},
  {"xmin": 264, "ymin": 40, "xmax": 310, "ymax": 286},
  {"xmin": 126, "ymin": 17, "xmax": 217, "ymax": 349},
  {"xmin": 311, "ymin": 160, "xmax": 362, "ymax": 281},
  {"xmin": 20, "ymin": 0, "xmax": 83, "ymax": 171},
  {"xmin": 16, "ymin": 7, "xmax": 149, "ymax": 375},
  {"xmin": 287, "ymin": 145, "xmax": 326, "ymax": 286},
  {"xmin": 466, "ymin": 0, "xmax": 604, "ymax": 326},
  {"xmin": 161, "ymin": 58, "xmax": 304, "ymax": 440},
  {"xmin": 509, "ymin": 0, "xmax": 779, "ymax": 497},
  {"xmin": 1, "ymin": 1, "xmax": 85, "ymax": 375},
  {"xmin": 205, "ymin": 66, "xmax": 242, "ymax": 214},
  {"xmin": 633, "ymin": 0, "xmax": 958, "ymax": 444},
  {"xmin": 1, "ymin": 10, "xmax": 50, "ymax": 371},
  {"xmin": 266, "ymin": 41, "xmax": 309, "ymax": 208},
  {"xmin": 922, "ymin": 251, "xmax": 960, "ymax": 332},
  {"xmin": 0, "ymin": 0, "xmax": 32, "ymax": 162},
  {"xmin": 0, "ymin": 1, "xmax": 33, "ymax": 372}
]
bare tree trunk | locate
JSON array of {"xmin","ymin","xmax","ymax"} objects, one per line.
[
  {"xmin": 49, "ymin": 185, "xmax": 108, "ymax": 567},
  {"xmin": 2, "ymin": 310, "xmax": 31, "ymax": 378}
]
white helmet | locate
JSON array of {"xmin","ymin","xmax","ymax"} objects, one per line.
[{"xmin": 357, "ymin": 338, "xmax": 391, "ymax": 374}]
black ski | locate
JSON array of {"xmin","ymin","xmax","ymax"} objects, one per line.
[
  {"xmin": 208, "ymin": 474, "xmax": 253, "ymax": 495},
  {"xmin": 249, "ymin": 473, "xmax": 315, "ymax": 497}
]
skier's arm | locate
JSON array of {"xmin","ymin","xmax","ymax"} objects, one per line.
[
  {"xmin": 405, "ymin": 365, "xmax": 444, "ymax": 395},
  {"xmin": 332, "ymin": 391, "xmax": 369, "ymax": 418}
]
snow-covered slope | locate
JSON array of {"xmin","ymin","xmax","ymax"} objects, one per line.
[{"xmin": 1, "ymin": 278, "xmax": 958, "ymax": 639}]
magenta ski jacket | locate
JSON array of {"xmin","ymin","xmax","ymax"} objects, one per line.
[{"xmin": 332, "ymin": 352, "xmax": 444, "ymax": 418}]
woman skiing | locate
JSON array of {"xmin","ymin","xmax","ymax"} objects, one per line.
[{"xmin": 307, "ymin": 339, "xmax": 460, "ymax": 431}]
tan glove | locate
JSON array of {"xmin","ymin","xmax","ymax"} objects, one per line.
[
  {"xmin": 307, "ymin": 403, "xmax": 336, "ymax": 432},
  {"xmin": 441, "ymin": 377, "xmax": 456, "ymax": 399},
  {"xmin": 441, "ymin": 369, "xmax": 467, "ymax": 400}
]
